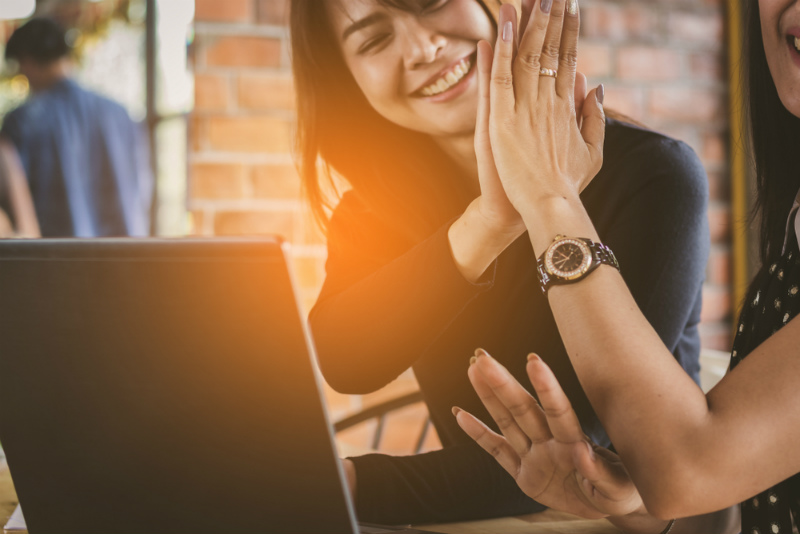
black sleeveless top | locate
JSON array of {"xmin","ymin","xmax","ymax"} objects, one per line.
[{"xmin": 731, "ymin": 223, "xmax": 800, "ymax": 534}]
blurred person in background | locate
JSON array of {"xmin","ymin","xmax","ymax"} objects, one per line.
[{"xmin": 0, "ymin": 17, "xmax": 152, "ymax": 237}]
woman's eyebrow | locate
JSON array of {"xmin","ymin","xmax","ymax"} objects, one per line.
[{"xmin": 343, "ymin": 13, "xmax": 386, "ymax": 41}]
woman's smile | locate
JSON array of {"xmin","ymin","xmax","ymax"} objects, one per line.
[
  {"xmin": 327, "ymin": 0, "xmax": 495, "ymax": 138},
  {"xmin": 785, "ymin": 28, "xmax": 800, "ymax": 67},
  {"xmin": 761, "ymin": 0, "xmax": 800, "ymax": 116},
  {"xmin": 413, "ymin": 51, "xmax": 477, "ymax": 101}
]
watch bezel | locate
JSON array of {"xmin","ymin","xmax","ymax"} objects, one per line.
[{"xmin": 544, "ymin": 237, "xmax": 593, "ymax": 281}]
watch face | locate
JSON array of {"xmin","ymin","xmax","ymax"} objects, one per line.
[{"xmin": 545, "ymin": 238, "xmax": 593, "ymax": 280}]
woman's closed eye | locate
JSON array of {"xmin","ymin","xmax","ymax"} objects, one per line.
[
  {"xmin": 358, "ymin": 32, "xmax": 393, "ymax": 55},
  {"xmin": 418, "ymin": 0, "xmax": 449, "ymax": 13}
]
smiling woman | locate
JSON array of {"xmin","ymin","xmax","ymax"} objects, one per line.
[{"xmin": 291, "ymin": 0, "xmax": 716, "ymax": 527}]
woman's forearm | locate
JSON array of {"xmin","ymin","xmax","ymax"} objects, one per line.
[
  {"xmin": 311, "ymin": 209, "xmax": 514, "ymax": 394},
  {"xmin": 518, "ymin": 196, "xmax": 717, "ymax": 516},
  {"xmin": 448, "ymin": 198, "xmax": 525, "ymax": 283}
]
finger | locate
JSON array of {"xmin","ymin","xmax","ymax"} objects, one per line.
[
  {"xmin": 556, "ymin": 0, "xmax": 580, "ymax": 98},
  {"xmin": 473, "ymin": 351, "xmax": 553, "ymax": 445},
  {"xmin": 580, "ymin": 85, "xmax": 606, "ymax": 174},
  {"xmin": 492, "ymin": 3, "xmax": 518, "ymax": 115},
  {"xmin": 515, "ymin": 0, "xmax": 553, "ymax": 99},
  {"xmin": 475, "ymin": 40, "xmax": 495, "ymax": 173},
  {"xmin": 468, "ymin": 356, "xmax": 535, "ymax": 455},
  {"xmin": 526, "ymin": 354, "xmax": 584, "ymax": 443},
  {"xmin": 573, "ymin": 71, "xmax": 587, "ymax": 128},
  {"xmin": 538, "ymin": 0, "xmax": 566, "ymax": 75},
  {"xmin": 453, "ymin": 406, "xmax": 522, "ymax": 476},
  {"xmin": 518, "ymin": 0, "xmax": 536, "ymax": 46}
]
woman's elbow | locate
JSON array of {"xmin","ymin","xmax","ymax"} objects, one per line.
[
  {"xmin": 311, "ymin": 336, "xmax": 388, "ymax": 394},
  {"xmin": 638, "ymin": 464, "xmax": 713, "ymax": 520}
]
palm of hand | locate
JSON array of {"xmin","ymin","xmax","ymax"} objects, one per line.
[
  {"xmin": 457, "ymin": 353, "xmax": 643, "ymax": 522},
  {"xmin": 515, "ymin": 441, "xmax": 607, "ymax": 519}
]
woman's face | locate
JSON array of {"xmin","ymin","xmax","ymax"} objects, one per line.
[
  {"xmin": 760, "ymin": 0, "xmax": 800, "ymax": 117},
  {"xmin": 326, "ymin": 0, "xmax": 496, "ymax": 138}
]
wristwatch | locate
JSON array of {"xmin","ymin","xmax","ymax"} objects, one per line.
[{"xmin": 536, "ymin": 235, "xmax": 620, "ymax": 294}]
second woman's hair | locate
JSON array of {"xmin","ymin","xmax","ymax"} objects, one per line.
[{"xmin": 746, "ymin": 1, "xmax": 800, "ymax": 266}]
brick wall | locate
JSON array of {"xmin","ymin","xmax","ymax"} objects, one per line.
[
  {"xmin": 189, "ymin": 0, "xmax": 732, "ymax": 450},
  {"xmin": 190, "ymin": 0, "xmax": 326, "ymax": 317},
  {"xmin": 577, "ymin": 0, "xmax": 731, "ymax": 349}
]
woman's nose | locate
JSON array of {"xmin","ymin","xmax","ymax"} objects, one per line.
[{"xmin": 398, "ymin": 18, "xmax": 446, "ymax": 70}]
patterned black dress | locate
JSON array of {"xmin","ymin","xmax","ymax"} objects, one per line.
[{"xmin": 731, "ymin": 215, "xmax": 800, "ymax": 534}]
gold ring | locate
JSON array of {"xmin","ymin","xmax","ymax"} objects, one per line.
[{"xmin": 539, "ymin": 68, "xmax": 557, "ymax": 78}]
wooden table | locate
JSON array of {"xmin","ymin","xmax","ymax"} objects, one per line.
[{"xmin": 0, "ymin": 460, "xmax": 620, "ymax": 534}]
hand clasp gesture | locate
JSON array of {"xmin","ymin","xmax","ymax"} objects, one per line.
[{"xmin": 479, "ymin": 0, "xmax": 606, "ymax": 214}]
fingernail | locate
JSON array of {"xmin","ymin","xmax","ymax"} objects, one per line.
[
  {"xmin": 475, "ymin": 348, "xmax": 489, "ymax": 359},
  {"xmin": 469, "ymin": 356, "xmax": 478, "ymax": 366},
  {"xmin": 502, "ymin": 21, "xmax": 513, "ymax": 42},
  {"xmin": 585, "ymin": 441, "xmax": 596, "ymax": 461},
  {"xmin": 597, "ymin": 84, "xmax": 605, "ymax": 105},
  {"xmin": 566, "ymin": 0, "xmax": 578, "ymax": 16},
  {"xmin": 527, "ymin": 353, "xmax": 541, "ymax": 362},
  {"xmin": 579, "ymin": 473, "xmax": 594, "ymax": 495},
  {"xmin": 451, "ymin": 406, "xmax": 462, "ymax": 417},
  {"xmin": 540, "ymin": 0, "xmax": 553, "ymax": 13}
]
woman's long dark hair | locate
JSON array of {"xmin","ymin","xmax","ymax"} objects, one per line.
[
  {"xmin": 745, "ymin": 1, "xmax": 800, "ymax": 266},
  {"xmin": 290, "ymin": 0, "xmax": 500, "ymax": 247}
]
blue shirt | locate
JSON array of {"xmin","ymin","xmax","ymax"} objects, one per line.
[{"xmin": 1, "ymin": 79, "xmax": 152, "ymax": 237}]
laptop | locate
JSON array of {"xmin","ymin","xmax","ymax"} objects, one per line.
[{"xmin": 0, "ymin": 238, "xmax": 435, "ymax": 534}]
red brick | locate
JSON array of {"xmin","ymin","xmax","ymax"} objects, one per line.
[
  {"xmin": 706, "ymin": 170, "xmax": 730, "ymax": 202},
  {"xmin": 690, "ymin": 52, "xmax": 724, "ymax": 82},
  {"xmin": 701, "ymin": 132, "xmax": 727, "ymax": 165},
  {"xmin": 617, "ymin": 47, "xmax": 682, "ymax": 81},
  {"xmin": 214, "ymin": 210, "xmax": 295, "ymax": 239},
  {"xmin": 188, "ymin": 210, "xmax": 209, "ymax": 236},
  {"xmin": 195, "ymin": 0, "xmax": 253, "ymax": 22},
  {"xmin": 602, "ymin": 85, "xmax": 646, "ymax": 122},
  {"xmin": 206, "ymin": 116, "xmax": 292, "ymax": 153},
  {"xmin": 191, "ymin": 162, "xmax": 248, "ymax": 199},
  {"xmin": 257, "ymin": 0, "xmax": 290, "ymax": 26},
  {"xmin": 251, "ymin": 164, "xmax": 301, "ymax": 199},
  {"xmin": 194, "ymin": 73, "xmax": 231, "ymax": 112},
  {"xmin": 205, "ymin": 36, "xmax": 281, "ymax": 69},
  {"xmin": 701, "ymin": 285, "xmax": 731, "ymax": 323},
  {"xmin": 649, "ymin": 87, "xmax": 723, "ymax": 123},
  {"xmin": 621, "ymin": 3, "xmax": 659, "ymax": 42},
  {"xmin": 577, "ymin": 42, "xmax": 612, "ymax": 79},
  {"xmin": 667, "ymin": 11, "xmax": 724, "ymax": 49},
  {"xmin": 708, "ymin": 203, "xmax": 731, "ymax": 243},
  {"xmin": 189, "ymin": 117, "xmax": 205, "ymax": 152},
  {"xmin": 581, "ymin": 4, "xmax": 626, "ymax": 41},
  {"xmin": 238, "ymin": 73, "xmax": 295, "ymax": 111},
  {"xmin": 707, "ymin": 246, "xmax": 731, "ymax": 287}
]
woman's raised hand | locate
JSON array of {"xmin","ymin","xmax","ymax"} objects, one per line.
[
  {"xmin": 454, "ymin": 350, "xmax": 643, "ymax": 519},
  {"xmin": 486, "ymin": 0, "xmax": 606, "ymax": 214}
]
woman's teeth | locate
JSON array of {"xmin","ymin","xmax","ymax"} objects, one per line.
[
  {"xmin": 421, "ymin": 57, "xmax": 472, "ymax": 97},
  {"xmin": 795, "ymin": 36, "xmax": 800, "ymax": 52}
]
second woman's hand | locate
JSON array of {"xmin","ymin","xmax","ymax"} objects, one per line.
[
  {"xmin": 454, "ymin": 350, "xmax": 644, "ymax": 521},
  {"xmin": 486, "ymin": 0, "xmax": 606, "ymax": 236}
]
